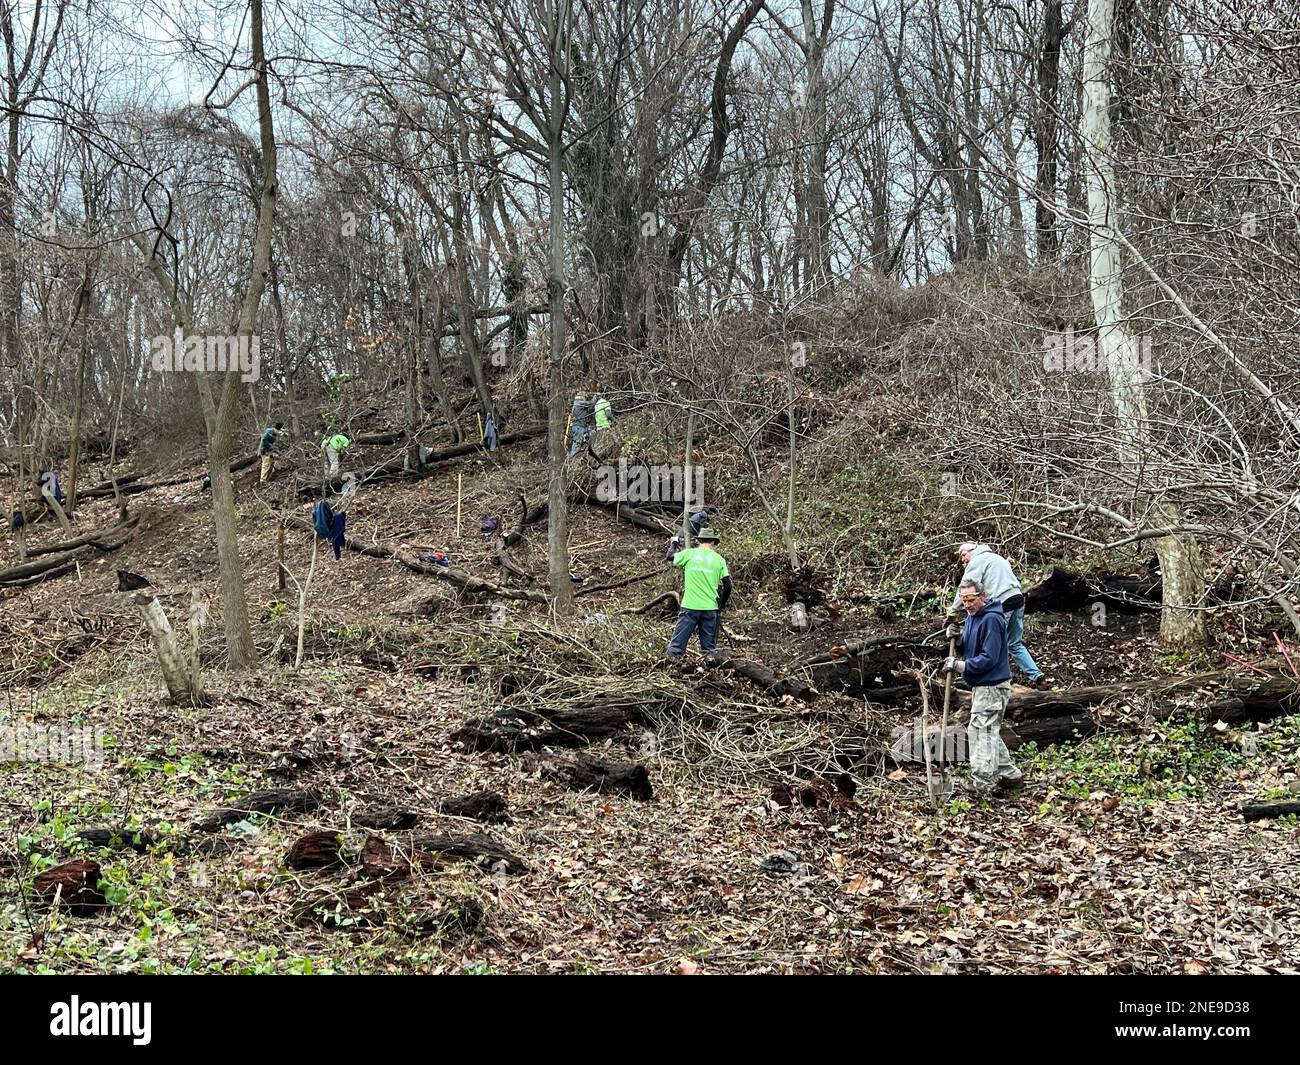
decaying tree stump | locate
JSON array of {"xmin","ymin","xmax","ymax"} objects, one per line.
[
  {"xmin": 286, "ymin": 831, "xmax": 345, "ymax": 869},
  {"xmin": 34, "ymin": 859, "xmax": 107, "ymax": 916},
  {"xmin": 134, "ymin": 591, "xmax": 199, "ymax": 703}
]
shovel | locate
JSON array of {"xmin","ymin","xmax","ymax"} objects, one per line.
[{"xmin": 930, "ymin": 613, "xmax": 962, "ymax": 804}]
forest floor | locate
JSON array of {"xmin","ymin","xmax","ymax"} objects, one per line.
[{"xmin": 2, "ymin": 430, "xmax": 1298, "ymax": 974}]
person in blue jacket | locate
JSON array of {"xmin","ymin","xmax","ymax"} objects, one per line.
[{"xmin": 943, "ymin": 577, "xmax": 1023, "ymax": 797}]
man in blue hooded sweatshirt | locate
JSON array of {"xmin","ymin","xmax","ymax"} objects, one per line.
[{"xmin": 944, "ymin": 577, "xmax": 1023, "ymax": 796}]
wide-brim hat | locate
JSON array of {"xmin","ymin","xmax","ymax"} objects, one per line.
[{"xmin": 695, "ymin": 527, "xmax": 720, "ymax": 542}]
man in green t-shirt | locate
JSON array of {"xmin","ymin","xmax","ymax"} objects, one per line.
[
  {"xmin": 322, "ymin": 432, "xmax": 350, "ymax": 477},
  {"xmin": 665, "ymin": 527, "xmax": 732, "ymax": 665}
]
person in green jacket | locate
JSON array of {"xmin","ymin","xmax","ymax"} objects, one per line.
[
  {"xmin": 665, "ymin": 527, "xmax": 732, "ymax": 665},
  {"xmin": 322, "ymin": 432, "xmax": 350, "ymax": 477},
  {"xmin": 594, "ymin": 395, "xmax": 613, "ymax": 431}
]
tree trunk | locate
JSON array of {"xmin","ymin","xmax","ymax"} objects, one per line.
[
  {"xmin": 546, "ymin": 0, "xmax": 575, "ymax": 615},
  {"xmin": 1034, "ymin": 0, "xmax": 1065, "ymax": 258},
  {"xmin": 1083, "ymin": 0, "xmax": 1206, "ymax": 650}
]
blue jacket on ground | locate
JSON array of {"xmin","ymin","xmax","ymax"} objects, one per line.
[
  {"xmin": 311, "ymin": 500, "xmax": 347, "ymax": 560},
  {"xmin": 961, "ymin": 597, "xmax": 1010, "ymax": 686}
]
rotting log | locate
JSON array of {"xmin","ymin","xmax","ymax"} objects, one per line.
[
  {"xmin": 723, "ymin": 657, "xmax": 818, "ymax": 702},
  {"xmin": 77, "ymin": 456, "xmax": 257, "ymax": 500},
  {"xmin": 543, "ymin": 752, "xmax": 653, "ymax": 801},
  {"xmin": 282, "ymin": 515, "xmax": 549, "ymax": 602},
  {"xmin": 193, "ymin": 788, "xmax": 323, "ymax": 832},
  {"xmin": 949, "ymin": 673, "xmax": 1300, "ymax": 748},
  {"xmin": 352, "ymin": 806, "xmax": 420, "ymax": 831},
  {"xmin": 453, "ymin": 701, "xmax": 645, "ymax": 753},
  {"xmin": 434, "ymin": 791, "xmax": 510, "ymax": 824},
  {"xmin": 0, "ymin": 520, "xmax": 137, "ymax": 587},
  {"xmin": 303, "ymin": 424, "xmax": 547, "ymax": 498},
  {"xmin": 572, "ymin": 493, "xmax": 674, "ymax": 535},
  {"xmin": 1241, "ymin": 800, "xmax": 1300, "ymax": 822},
  {"xmin": 801, "ymin": 638, "xmax": 932, "ymax": 701},
  {"xmin": 408, "ymin": 832, "xmax": 528, "ymax": 873}
]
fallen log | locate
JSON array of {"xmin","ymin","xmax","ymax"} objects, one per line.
[
  {"xmin": 0, "ymin": 544, "xmax": 94, "ymax": 584},
  {"xmin": 953, "ymin": 673, "xmax": 1300, "ymax": 748},
  {"xmin": 1025, "ymin": 566, "xmax": 1162, "ymax": 614},
  {"xmin": 76, "ymin": 826, "xmax": 159, "ymax": 852},
  {"xmin": 1241, "ymin": 800, "xmax": 1300, "ymax": 822},
  {"xmin": 77, "ymin": 456, "xmax": 257, "ymax": 500},
  {"xmin": 543, "ymin": 752, "xmax": 653, "ymax": 801},
  {"xmin": 1000, "ymin": 673, "xmax": 1300, "ymax": 724},
  {"xmin": 453, "ymin": 701, "xmax": 644, "ymax": 753},
  {"xmin": 282, "ymin": 515, "xmax": 549, "ymax": 603},
  {"xmin": 723, "ymin": 657, "xmax": 818, "ymax": 702},
  {"xmin": 408, "ymin": 832, "xmax": 529, "ymax": 873},
  {"xmin": 303, "ymin": 424, "xmax": 547, "ymax": 497},
  {"xmin": 352, "ymin": 806, "xmax": 420, "ymax": 831},
  {"xmin": 0, "ymin": 519, "xmax": 138, "ymax": 587},
  {"xmin": 433, "ymin": 791, "xmax": 510, "ymax": 824},
  {"xmin": 573, "ymin": 494, "xmax": 674, "ymax": 535},
  {"xmin": 25, "ymin": 518, "xmax": 138, "ymax": 558},
  {"xmin": 193, "ymin": 788, "xmax": 324, "ymax": 832},
  {"xmin": 361, "ymin": 835, "xmax": 412, "ymax": 879},
  {"xmin": 801, "ymin": 638, "xmax": 932, "ymax": 701}
]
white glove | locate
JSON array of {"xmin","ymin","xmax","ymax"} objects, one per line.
[
  {"xmin": 945, "ymin": 623, "xmax": 961, "ymax": 639},
  {"xmin": 943, "ymin": 656, "xmax": 965, "ymax": 674}
]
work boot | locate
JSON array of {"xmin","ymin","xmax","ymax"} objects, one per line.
[
  {"xmin": 995, "ymin": 774, "xmax": 1026, "ymax": 794},
  {"xmin": 954, "ymin": 777, "xmax": 993, "ymax": 800},
  {"xmin": 1028, "ymin": 674, "xmax": 1053, "ymax": 691}
]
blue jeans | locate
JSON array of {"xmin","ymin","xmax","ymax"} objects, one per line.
[
  {"xmin": 1005, "ymin": 605, "xmax": 1042, "ymax": 680},
  {"xmin": 666, "ymin": 609, "xmax": 718, "ymax": 659},
  {"xmin": 569, "ymin": 424, "xmax": 589, "ymax": 456}
]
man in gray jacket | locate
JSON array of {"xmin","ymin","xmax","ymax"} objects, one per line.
[{"xmin": 952, "ymin": 542, "xmax": 1050, "ymax": 689}]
